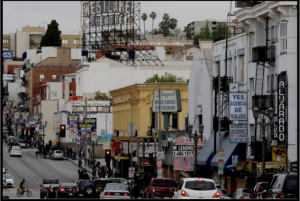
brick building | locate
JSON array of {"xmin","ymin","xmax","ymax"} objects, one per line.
[{"xmin": 24, "ymin": 47, "xmax": 81, "ymax": 113}]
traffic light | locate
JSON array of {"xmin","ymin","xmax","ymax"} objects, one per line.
[
  {"xmin": 30, "ymin": 124, "xmax": 35, "ymax": 136},
  {"xmin": 148, "ymin": 125, "xmax": 152, "ymax": 137},
  {"xmin": 106, "ymin": 167, "xmax": 112, "ymax": 178},
  {"xmin": 105, "ymin": 149, "xmax": 111, "ymax": 163},
  {"xmin": 6, "ymin": 110, "xmax": 9, "ymax": 117},
  {"xmin": 149, "ymin": 153, "xmax": 153, "ymax": 164},
  {"xmin": 60, "ymin": 125, "xmax": 66, "ymax": 137}
]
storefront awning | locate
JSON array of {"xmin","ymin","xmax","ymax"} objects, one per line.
[
  {"xmin": 197, "ymin": 132, "xmax": 225, "ymax": 166},
  {"xmin": 210, "ymin": 133, "xmax": 246, "ymax": 167}
]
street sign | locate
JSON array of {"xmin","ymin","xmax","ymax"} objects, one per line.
[
  {"xmin": 218, "ymin": 159, "xmax": 224, "ymax": 175},
  {"xmin": 173, "ymin": 151, "xmax": 193, "ymax": 157},
  {"xmin": 15, "ymin": 112, "xmax": 19, "ymax": 119},
  {"xmin": 157, "ymin": 159, "xmax": 162, "ymax": 167},
  {"xmin": 70, "ymin": 128, "xmax": 77, "ymax": 138},
  {"xmin": 103, "ymin": 141, "xmax": 110, "ymax": 149},
  {"xmin": 91, "ymin": 132, "xmax": 97, "ymax": 141},
  {"xmin": 128, "ymin": 122, "xmax": 135, "ymax": 136},
  {"xmin": 157, "ymin": 152, "xmax": 165, "ymax": 160},
  {"xmin": 133, "ymin": 157, "xmax": 137, "ymax": 162},
  {"xmin": 157, "ymin": 167, "xmax": 163, "ymax": 178},
  {"xmin": 217, "ymin": 149, "xmax": 224, "ymax": 159},
  {"xmin": 39, "ymin": 128, "xmax": 43, "ymax": 135},
  {"xmin": 129, "ymin": 167, "xmax": 135, "ymax": 178}
]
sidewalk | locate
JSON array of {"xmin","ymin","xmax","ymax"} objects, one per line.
[{"xmin": 66, "ymin": 157, "xmax": 94, "ymax": 175}]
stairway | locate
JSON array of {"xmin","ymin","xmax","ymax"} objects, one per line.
[
  {"xmin": 255, "ymin": 63, "xmax": 265, "ymax": 95},
  {"xmin": 96, "ymin": 50, "xmax": 107, "ymax": 60}
]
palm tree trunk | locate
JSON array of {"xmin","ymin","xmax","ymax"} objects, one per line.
[
  {"xmin": 144, "ymin": 21, "xmax": 145, "ymax": 37},
  {"xmin": 152, "ymin": 20, "xmax": 154, "ymax": 39}
]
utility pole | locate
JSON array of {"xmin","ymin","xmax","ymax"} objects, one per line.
[
  {"xmin": 158, "ymin": 89, "xmax": 161, "ymax": 151},
  {"xmin": 218, "ymin": 62, "xmax": 222, "ymax": 186},
  {"xmin": 84, "ymin": 97, "xmax": 87, "ymax": 166}
]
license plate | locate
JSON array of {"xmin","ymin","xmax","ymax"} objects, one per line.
[
  {"xmin": 79, "ymin": 194, "xmax": 84, "ymax": 197},
  {"xmin": 115, "ymin": 193, "xmax": 120, "ymax": 196},
  {"xmin": 69, "ymin": 193, "xmax": 73, "ymax": 196}
]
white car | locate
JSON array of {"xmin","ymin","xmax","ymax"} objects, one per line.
[
  {"xmin": 100, "ymin": 183, "xmax": 131, "ymax": 199},
  {"xmin": 51, "ymin": 150, "xmax": 64, "ymax": 160},
  {"xmin": 172, "ymin": 178, "xmax": 220, "ymax": 199},
  {"xmin": 3, "ymin": 174, "xmax": 14, "ymax": 188},
  {"xmin": 10, "ymin": 146, "xmax": 22, "ymax": 157}
]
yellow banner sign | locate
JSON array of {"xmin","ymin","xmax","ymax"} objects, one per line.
[
  {"xmin": 257, "ymin": 161, "xmax": 286, "ymax": 175},
  {"xmin": 236, "ymin": 160, "xmax": 253, "ymax": 172},
  {"xmin": 272, "ymin": 147, "xmax": 286, "ymax": 162}
]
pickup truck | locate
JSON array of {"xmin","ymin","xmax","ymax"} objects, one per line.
[
  {"xmin": 40, "ymin": 179, "xmax": 59, "ymax": 198},
  {"xmin": 143, "ymin": 178, "xmax": 177, "ymax": 199},
  {"xmin": 249, "ymin": 182, "xmax": 269, "ymax": 199}
]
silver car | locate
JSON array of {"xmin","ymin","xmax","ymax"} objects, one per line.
[
  {"xmin": 100, "ymin": 183, "xmax": 131, "ymax": 199},
  {"xmin": 3, "ymin": 174, "xmax": 14, "ymax": 188},
  {"xmin": 51, "ymin": 150, "xmax": 64, "ymax": 160}
]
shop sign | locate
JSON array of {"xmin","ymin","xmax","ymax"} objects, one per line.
[
  {"xmin": 157, "ymin": 167, "xmax": 163, "ymax": 178},
  {"xmin": 139, "ymin": 158, "xmax": 155, "ymax": 166},
  {"xmin": 272, "ymin": 147, "xmax": 286, "ymax": 162},
  {"xmin": 277, "ymin": 73, "xmax": 286, "ymax": 145},
  {"xmin": 256, "ymin": 161, "xmax": 286, "ymax": 175},
  {"xmin": 218, "ymin": 159, "xmax": 224, "ymax": 175},
  {"xmin": 229, "ymin": 92, "xmax": 247, "ymax": 121},
  {"xmin": 230, "ymin": 124, "xmax": 248, "ymax": 143},
  {"xmin": 157, "ymin": 159, "xmax": 162, "ymax": 167},
  {"xmin": 152, "ymin": 89, "xmax": 182, "ymax": 112},
  {"xmin": 290, "ymin": 161, "xmax": 297, "ymax": 172},
  {"xmin": 236, "ymin": 160, "xmax": 253, "ymax": 172},
  {"xmin": 67, "ymin": 114, "xmax": 80, "ymax": 130}
]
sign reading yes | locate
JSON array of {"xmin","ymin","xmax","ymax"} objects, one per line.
[{"xmin": 229, "ymin": 92, "xmax": 247, "ymax": 121}]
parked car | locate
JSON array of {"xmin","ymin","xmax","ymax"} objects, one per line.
[
  {"xmin": 262, "ymin": 172, "xmax": 297, "ymax": 199},
  {"xmin": 8, "ymin": 140, "xmax": 20, "ymax": 152},
  {"xmin": 106, "ymin": 178, "xmax": 130, "ymax": 192},
  {"xmin": 51, "ymin": 150, "xmax": 64, "ymax": 160},
  {"xmin": 100, "ymin": 183, "xmax": 130, "ymax": 199},
  {"xmin": 222, "ymin": 188, "xmax": 251, "ymax": 199},
  {"xmin": 10, "ymin": 146, "xmax": 22, "ymax": 157},
  {"xmin": 249, "ymin": 182, "xmax": 268, "ymax": 199},
  {"xmin": 46, "ymin": 184, "xmax": 60, "ymax": 198},
  {"xmin": 18, "ymin": 140, "xmax": 27, "ymax": 148},
  {"xmin": 56, "ymin": 183, "xmax": 77, "ymax": 198},
  {"xmin": 94, "ymin": 179, "xmax": 113, "ymax": 194},
  {"xmin": 173, "ymin": 178, "xmax": 220, "ymax": 199},
  {"xmin": 75, "ymin": 180, "xmax": 100, "ymax": 198},
  {"xmin": 2, "ymin": 174, "xmax": 14, "ymax": 188},
  {"xmin": 143, "ymin": 178, "xmax": 178, "ymax": 199},
  {"xmin": 217, "ymin": 188, "xmax": 230, "ymax": 198},
  {"xmin": 40, "ymin": 179, "xmax": 59, "ymax": 198}
]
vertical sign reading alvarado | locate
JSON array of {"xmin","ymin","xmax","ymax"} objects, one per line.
[
  {"xmin": 152, "ymin": 89, "xmax": 182, "ymax": 112},
  {"xmin": 277, "ymin": 73, "xmax": 286, "ymax": 146},
  {"xmin": 229, "ymin": 92, "xmax": 247, "ymax": 121}
]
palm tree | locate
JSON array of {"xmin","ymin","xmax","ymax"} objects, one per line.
[
  {"xmin": 149, "ymin": 11, "xmax": 156, "ymax": 39},
  {"xmin": 141, "ymin": 13, "xmax": 147, "ymax": 36},
  {"xmin": 169, "ymin": 18, "xmax": 178, "ymax": 31},
  {"xmin": 162, "ymin": 13, "xmax": 170, "ymax": 37}
]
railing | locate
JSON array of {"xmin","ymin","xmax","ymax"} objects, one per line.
[
  {"xmin": 213, "ymin": 116, "xmax": 231, "ymax": 131},
  {"xmin": 213, "ymin": 76, "xmax": 233, "ymax": 92},
  {"xmin": 252, "ymin": 46, "xmax": 275, "ymax": 63}
]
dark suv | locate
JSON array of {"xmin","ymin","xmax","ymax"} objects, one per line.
[
  {"xmin": 264, "ymin": 173, "xmax": 297, "ymax": 199},
  {"xmin": 75, "ymin": 180, "xmax": 100, "ymax": 198},
  {"xmin": 94, "ymin": 179, "xmax": 112, "ymax": 194}
]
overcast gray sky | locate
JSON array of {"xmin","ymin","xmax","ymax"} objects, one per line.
[{"xmin": 3, "ymin": 1, "xmax": 240, "ymax": 34}]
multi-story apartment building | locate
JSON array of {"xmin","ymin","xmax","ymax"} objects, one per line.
[{"xmin": 2, "ymin": 25, "xmax": 82, "ymax": 57}]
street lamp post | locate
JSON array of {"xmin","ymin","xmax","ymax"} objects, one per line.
[
  {"xmin": 252, "ymin": 107, "xmax": 274, "ymax": 181},
  {"xmin": 40, "ymin": 121, "xmax": 47, "ymax": 149},
  {"xmin": 188, "ymin": 124, "xmax": 204, "ymax": 177}
]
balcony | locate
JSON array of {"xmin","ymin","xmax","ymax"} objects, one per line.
[
  {"xmin": 213, "ymin": 76, "xmax": 233, "ymax": 92},
  {"xmin": 252, "ymin": 46, "xmax": 275, "ymax": 63},
  {"xmin": 213, "ymin": 116, "xmax": 231, "ymax": 131},
  {"xmin": 252, "ymin": 95, "xmax": 275, "ymax": 110}
]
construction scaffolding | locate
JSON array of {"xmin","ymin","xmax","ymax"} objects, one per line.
[{"xmin": 80, "ymin": 1, "xmax": 164, "ymax": 66}]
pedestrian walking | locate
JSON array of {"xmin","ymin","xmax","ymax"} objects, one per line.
[
  {"xmin": 98, "ymin": 167, "xmax": 101, "ymax": 178},
  {"xmin": 69, "ymin": 148, "xmax": 73, "ymax": 159},
  {"xmin": 93, "ymin": 167, "xmax": 97, "ymax": 176},
  {"xmin": 36, "ymin": 149, "xmax": 39, "ymax": 158},
  {"xmin": 78, "ymin": 158, "xmax": 82, "ymax": 168},
  {"xmin": 65, "ymin": 147, "xmax": 68, "ymax": 158}
]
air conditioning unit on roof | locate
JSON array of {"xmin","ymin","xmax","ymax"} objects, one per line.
[{"xmin": 27, "ymin": 59, "xmax": 31, "ymax": 66}]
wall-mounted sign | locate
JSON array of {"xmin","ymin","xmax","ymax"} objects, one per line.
[
  {"xmin": 3, "ymin": 74, "xmax": 14, "ymax": 81},
  {"xmin": 152, "ymin": 89, "xmax": 182, "ymax": 112},
  {"xmin": 67, "ymin": 114, "xmax": 80, "ymax": 130},
  {"xmin": 230, "ymin": 124, "xmax": 248, "ymax": 143},
  {"xmin": 257, "ymin": 161, "xmax": 286, "ymax": 175},
  {"xmin": 272, "ymin": 147, "xmax": 286, "ymax": 162},
  {"xmin": 277, "ymin": 73, "xmax": 286, "ymax": 146},
  {"xmin": 3, "ymin": 50, "xmax": 13, "ymax": 60},
  {"xmin": 69, "ymin": 96, "xmax": 84, "ymax": 101},
  {"xmin": 229, "ymin": 92, "xmax": 247, "ymax": 121},
  {"xmin": 229, "ymin": 83, "xmax": 239, "ymax": 92}
]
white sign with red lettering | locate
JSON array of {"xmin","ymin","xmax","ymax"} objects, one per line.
[{"xmin": 70, "ymin": 128, "xmax": 77, "ymax": 138}]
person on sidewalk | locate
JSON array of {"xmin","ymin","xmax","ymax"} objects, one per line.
[
  {"xmin": 36, "ymin": 149, "xmax": 39, "ymax": 158},
  {"xmin": 78, "ymin": 158, "xmax": 82, "ymax": 168}
]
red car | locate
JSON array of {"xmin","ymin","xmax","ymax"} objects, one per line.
[
  {"xmin": 143, "ymin": 178, "xmax": 177, "ymax": 199},
  {"xmin": 249, "ymin": 182, "xmax": 269, "ymax": 199}
]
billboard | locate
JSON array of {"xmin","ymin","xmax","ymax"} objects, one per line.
[
  {"xmin": 3, "ymin": 50, "xmax": 13, "ymax": 60},
  {"xmin": 67, "ymin": 114, "xmax": 80, "ymax": 130},
  {"xmin": 152, "ymin": 89, "xmax": 182, "ymax": 112},
  {"xmin": 229, "ymin": 92, "xmax": 247, "ymax": 121}
]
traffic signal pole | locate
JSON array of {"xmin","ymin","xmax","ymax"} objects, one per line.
[{"xmin": 84, "ymin": 97, "xmax": 87, "ymax": 166}]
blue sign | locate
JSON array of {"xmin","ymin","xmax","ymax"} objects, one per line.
[
  {"xmin": 230, "ymin": 124, "xmax": 248, "ymax": 143},
  {"xmin": 101, "ymin": 134, "xmax": 112, "ymax": 139},
  {"xmin": 3, "ymin": 50, "xmax": 13, "ymax": 60},
  {"xmin": 229, "ymin": 92, "xmax": 247, "ymax": 121},
  {"xmin": 67, "ymin": 114, "xmax": 80, "ymax": 130},
  {"xmin": 78, "ymin": 122, "xmax": 94, "ymax": 143}
]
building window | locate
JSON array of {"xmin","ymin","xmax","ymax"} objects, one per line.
[
  {"xmin": 74, "ymin": 90, "xmax": 76, "ymax": 96},
  {"xmin": 271, "ymin": 74, "xmax": 274, "ymax": 93},
  {"xmin": 72, "ymin": 78, "xmax": 75, "ymax": 82},
  {"xmin": 198, "ymin": 115, "xmax": 202, "ymax": 125},
  {"xmin": 73, "ymin": 39, "xmax": 79, "ymax": 44},
  {"xmin": 249, "ymin": 78, "xmax": 254, "ymax": 107},
  {"xmin": 172, "ymin": 113, "xmax": 178, "ymax": 129},
  {"xmin": 239, "ymin": 55, "xmax": 244, "ymax": 82},
  {"xmin": 69, "ymin": 91, "xmax": 73, "ymax": 97},
  {"xmin": 62, "ymin": 39, "xmax": 68, "ymax": 44},
  {"xmin": 270, "ymin": 26, "xmax": 275, "ymax": 44},
  {"xmin": 52, "ymin": 74, "xmax": 56, "ymax": 79},
  {"xmin": 40, "ymin": 74, "xmax": 44, "ymax": 82},
  {"xmin": 3, "ymin": 48, "xmax": 9, "ymax": 50},
  {"xmin": 274, "ymin": 25, "xmax": 278, "ymax": 42},
  {"xmin": 3, "ymin": 39, "xmax": 9, "ymax": 43},
  {"xmin": 267, "ymin": 75, "xmax": 270, "ymax": 93},
  {"xmin": 280, "ymin": 22, "xmax": 287, "ymax": 52},
  {"xmin": 151, "ymin": 112, "xmax": 156, "ymax": 129}
]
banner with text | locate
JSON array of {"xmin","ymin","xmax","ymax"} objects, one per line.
[
  {"xmin": 67, "ymin": 114, "xmax": 80, "ymax": 130},
  {"xmin": 230, "ymin": 124, "xmax": 248, "ymax": 143},
  {"xmin": 229, "ymin": 92, "xmax": 247, "ymax": 121}
]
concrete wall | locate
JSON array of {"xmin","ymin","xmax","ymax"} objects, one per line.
[
  {"xmin": 41, "ymin": 47, "xmax": 57, "ymax": 61},
  {"xmin": 39, "ymin": 100, "xmax": 58, "ymax": 143},
  {"xmin": 16, "ymin": 32, "xmax": 29, "ymax": 57},
  {"xmin": 7, "ymin": 82, "xmax": 22, "ymax": 106}
]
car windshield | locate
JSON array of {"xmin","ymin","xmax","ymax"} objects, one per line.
[
  {"xmin": 79, "ymin": 181, "xmax": 95, "ymax": 187},
  {"xmin": 185, "ymin": 181, "xmax": 216, "ymax": 190},
  {"xmin": 3, "ymin": 174, "xmax": 12, "ymax": 179},
  {"xmin": 109, "ymin": 179, "xmax": 127, "ymax": 185},
  {"xmin": 55, "ymin": 151, "xmax": 62, "ymax": 153},
  {"xmin": 285, "ymin": 176, "xmax": 297, "ymax": 190},
  {"xmin": 61, "ymin": 183, "xmax": 76, "ymax": 187},
  {"xmin": 152, "ymin": 180, "xmax": 177, "ymax": 187},
  {"xmin": 218, "ymin": 189, "xmax": 229, "ymax": 195},
  {"xmin": 259, "ymin": 184, "xmax": 268, "ymax": 191},
  {"xmin": 95, "ymin": 180, "xmax": 112, "ymax": 187},
  {"xmin": 105, "ymin": 184, "xmax": 127, "ymax": 191}
]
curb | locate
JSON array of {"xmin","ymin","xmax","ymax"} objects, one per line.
[{"xmin": 67, "ymin": 158, "xmax": 93, "ymax": 174}]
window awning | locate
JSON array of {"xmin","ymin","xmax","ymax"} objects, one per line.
[
  {"xmin": 197, "ymin": 131, "xmax": 226, "ymax": 166},
  {"xmin": 210, "ymin": 133, "xmax": 247, "ymax": 167}
]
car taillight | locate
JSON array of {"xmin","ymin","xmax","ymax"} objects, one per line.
[
  {"xmin": 280, "ymin": 192, "xmax": 285, "ymax": 198},
  {"xmin": 152, "ymin": 189, "xmax": 155, "ymax": 193},
  {"xmin": 240, "ymin": 196, "xmax": 244, "ymax": 199},
  {"xmin": 76, "ymin": 188, "xmax": 79, "ymax": 192},
  {"xmin": 181, "ymin": 190, "xmax": 189, "ymax": 197},
  {"xmin": 50, "ymin": 189, "xmax": 54, "ymax": 192},
  {"xmin": 95, "ymin": 188, "xmax": 98, "ymax": 192},
  {"xmin": 213, "ymin": 191, "xmax": 220, "ymax": 198},
  {"xmin": 60, "ymin": 188, "xmax": 65, "ymax": 192},
  {"xmin": 122, "ymin": 192, "xmax": 129, "ymax": 196},
  {"xmin": 105, "ymin": 192, "xmax": 111, "ymax": 196},
  {"xmin": 12, "ymin": 151, "xmax": 15, "ymax": 153},
  {"xmin": 42, "ymin": 188, "xmax": 45, "ymax": 191}
]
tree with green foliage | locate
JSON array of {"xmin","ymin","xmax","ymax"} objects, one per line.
[
  {"xmin": 144, "ymin": 72, "xmax": 189, "ymax": 84},
  {"xmin": 40, "ymin": 20, "xmax": 62, "ymax": 48},
  {"xmin": 149, "ymin": 11, "xmax": 157, "ymax": 39},
  {"xmin": 193, "ymin": 20, "xmax": 211, "ymax": 45},
  {"xmin": 141, "ymin": 13, "xmax": 147, "ymax": 35},
  {"xmin": 172, "ymin": 27, "xmax": 183, "ymax": 39},
  {"xmin": 89, "ymin": 90, "xmax": 112, "ymax": 101},
  {"xmin": 183, "ymin": 26, "xmax": 192, "ymax": 39},
  {"xmin": 212, "ymin": 23, "xmax": 228, "ymax": 42},
  {"xmin": 157, "ymin": 14, "xmax": 178, "ymax": 37}
]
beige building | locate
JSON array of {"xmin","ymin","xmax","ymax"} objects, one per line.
[
  {"xmin": 3, "ymin": 26, "xmax": 82, "ymax": 57},
  {"xmin": 145, "ymin": 34, "xmax": 193, "ymax": 46}
]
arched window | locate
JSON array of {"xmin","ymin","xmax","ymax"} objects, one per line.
[{"xmin": 40, "ymin": 74, "xmax": 44, "ymax": 82}]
